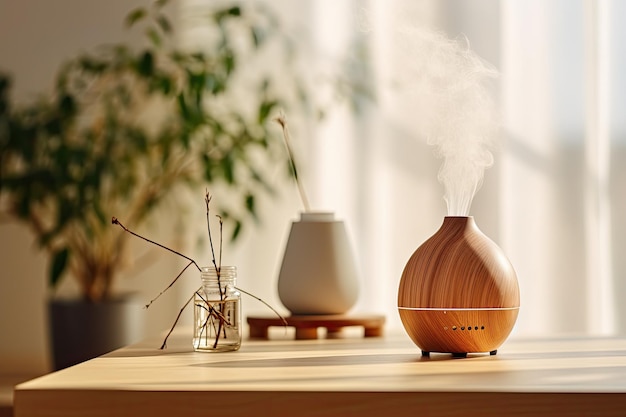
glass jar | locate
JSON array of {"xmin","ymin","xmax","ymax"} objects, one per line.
[{"xmin": 193, "ymin": 266, "xmax": 241, "ymax": 352}]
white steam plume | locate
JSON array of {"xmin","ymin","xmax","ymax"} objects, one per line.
[{"xmin": 391, "ymin": 26, "xmax": 499, "ymax": 216}]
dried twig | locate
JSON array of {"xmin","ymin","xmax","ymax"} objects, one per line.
[
  {"xmin": 112, "ymin": 217, "xmax": 201, "ymax": 272},
  {"xmin": 204, "ymin": 191, "xmax": 220, "ymax": 274},
  {"xmin": 160, "ymin": 289, "xmax": 198, "ymax": 350},
  {"xmin": 274, "ymin": 113, "xmax": 311, "ymax": 211},
  {"xmin": 204, "ymin": 191, "xmax": 226, "ymax": 347},
  {"xmin": 237, "ymin": 286, "xmax": 288, "ymax": 327},
  {"xmin": 217, "ymin": 215, "xmax": 223, "ymax": 274},
  {"xmin": 113, "ymin": 192, "xmax": 287, "ymax": 350},
  {"xmin": 144, "ymin": 260, "xmax": 195, "ymax": 309}
]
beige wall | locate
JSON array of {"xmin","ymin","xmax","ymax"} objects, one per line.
[{"xmin": 0, "ymin": 223, "xmax": 49, "ymax": 373}]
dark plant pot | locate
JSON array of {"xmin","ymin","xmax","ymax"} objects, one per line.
[{"xmin": 48, "ymin": 295, "xmax": 144, "ymax": 370}]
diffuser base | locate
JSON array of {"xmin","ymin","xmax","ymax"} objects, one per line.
[
  {"xmin": 421, "ymin": 349, "xmax": 497, "ymax": 358},
  {"xmin": 398, "ymin": 307, "xmax": 519, "ymax": 354}
]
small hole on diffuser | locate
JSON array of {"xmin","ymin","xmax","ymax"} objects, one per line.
[
  {"xmin": 461, "ymin": 326, "xmax": 465, "ymax": 330},
  {"xmin": 452, "ymin": 326, "xmax": 457, "ymax": 330},
  {"xmin": 474, "ymin": 326, "xmax": 478, "ymax": 330},
  {"xmin": 481, "ymin": 326, "xmax": 485, "ymax": 330}
]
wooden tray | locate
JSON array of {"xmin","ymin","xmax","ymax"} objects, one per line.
[{"xmin": 247, "ymin": 314, "xmax": 386, "ymax": 340}]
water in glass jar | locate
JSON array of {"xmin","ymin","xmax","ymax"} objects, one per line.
[{"xmin": 193, "ymin": 296, "xmax": 241, "ymax": 352}]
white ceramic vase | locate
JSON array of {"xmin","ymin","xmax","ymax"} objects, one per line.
[{"xmin": 277, "ymin": 212, "xmax": 359, "ymax": 315}]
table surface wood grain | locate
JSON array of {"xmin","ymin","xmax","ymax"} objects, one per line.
[{"xmin": 13, "ymin": 330, "xmax": 626, "ymax": 417}]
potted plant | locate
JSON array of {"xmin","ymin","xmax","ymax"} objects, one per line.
[{"xmin": 0, "ymin": 0, "xmax": 297, "ymax": 369}]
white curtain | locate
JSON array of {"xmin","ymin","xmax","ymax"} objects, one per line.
[
  {"xmin": 183, "ymin": 0, "xmax": 626, "ymax": 338},
  {"xmin": 500, "ymin": 0, "xmax": 624, "ymax": 336}
]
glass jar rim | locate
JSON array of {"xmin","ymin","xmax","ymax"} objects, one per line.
[
  {"xmin": 200, "ymin": 265, "xmax": 236, "ymax": 273},
  {"xmin": 200, "ymin": 266, "xmax": 237, "ymax": 285}
]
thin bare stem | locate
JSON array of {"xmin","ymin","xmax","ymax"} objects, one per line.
[
  {"xmin": 204, "ymin": 305, "xmax": 232, "ymax": 326},
  {"xmin": 204, "ymin": 191, "xmax": 219, "ymax": 273},
  {"xmin": 160, "ymin": 289, "xmax": 197, "ymax": 350},
  {"xmin": 204, "ymin": 190, "xmax": 226, "ymax": 347},
  {"xmin": 145, "ymin": 260, "xmax": 195, "ymax": 309},
  {"xmin": 217, "ymin": 215, "xmax": 223, "ymax": 272},
  {"xmin": 112, "ymin": 217, "xmax": 201, "ymax": 272},
  {"xmin": 195, "ymin": 302, "xmax": 232, "ymax": 350},
  {"xmin": 236, "ymin": 286, "xmax": 288, "ymax": 327},
  {"xmin": 274, "ymin": 113, "xmax": 311, "ymax": 212}
]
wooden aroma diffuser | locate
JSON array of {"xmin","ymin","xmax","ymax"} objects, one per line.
[{"xmin": 398, "ymin": 216, "xmax": 520, "ymax": 357}]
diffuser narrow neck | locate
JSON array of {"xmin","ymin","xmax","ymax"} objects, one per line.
[
  {"xmin": 440, "ymin": 216, "xmax": 476, "ymax": 235},
  {"xmin": 444, "ymin": 215, "xmax": 473, "ymax": 221}
]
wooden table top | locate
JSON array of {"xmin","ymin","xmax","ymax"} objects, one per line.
[{"xmin": 14, "ymin": 330, "xmax": 626, "ymax": 417}]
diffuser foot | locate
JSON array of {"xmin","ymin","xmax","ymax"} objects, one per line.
[
  {"xmin": 452, "ymin": 352, "xmax": 468, "ymax": 358},
  {"xmin": 421, "ymin": 350, "xmax": 430, "ymax": 357},
  {"xmin": 490, "ymin": 350, "xmax": 497, "ymax": 356}
]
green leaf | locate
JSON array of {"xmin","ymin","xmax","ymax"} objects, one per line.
[
  {"xmin": 230, "ymin": 220, "xmax": 242, "ymax": 241},
  {"xmin": 215, "ymin": 6, "xmax": 241, "ymax": 23},
  {"xmin": 138, "ymin": 51, "xmax": 154, "ymax": 76},
  {"xmin": 177, "ymin": 93, "xmax": 189, "ymax": 119},
  {"xmin": 221, "ymin": 154, "xmax": 234, "ymax": 184},
  {"xmin": 227, "ymin": 6, "xmax": 241, "ymax": 16},
  {"xmin": 223, "ymin": 52, "xmax": 235, "ymax": 75},
  {"xmin": 205, "ymin": 73, "xmax": 224, "ymax": 94},
  {"xmin": 245, "ymin": 193, "xmax": 256, "ymax": 218},
  {"xmin": 258, "ymin": 100, "xmax": 277, "ymax": 124},
  {"xmin": 189, "ymin": 71, "xmax": 206, "ymax": 92},
  {"xmin": 157, "ymin": 15, "xmax": 172, "ymax": 34},
  {"xmin": 125, "ymin": 8, "xmax": 147, "ymax": 28},
  {"xmin": 78, "ymin": 56, "xmax": 107, "ymax": 73},
  {"xmin": 50, "ymin": 248, "xmax": 70, "ymax": 288},
  {"xmin": 155, "ymin": 75, "xmax": 172, "ymax": 95},
  {"xmin": 146, "ymin": 27, "xmax": 162, "ymax": 47},
  {"xmin": 202, "ymin": 154, "xmax": 213, "ymax": 182},
  {"xmin": 44, "ymin": 116, "xmax": 62, "ymax": 136},
  {"xmin": 58, "ymin": 94, "xmax": 75, "ymax": 117},
  {"xmin": 251, "ymin": 26, "xmax": 266, "ymax": 48},
  {"xmin": 213, "ymin": 6, "xmax": 241, "ymax": 26}
]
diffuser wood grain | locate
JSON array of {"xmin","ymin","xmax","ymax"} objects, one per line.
[{"xmin": 398, "ymin": 216, "xmax": 520, "ymax": 354}]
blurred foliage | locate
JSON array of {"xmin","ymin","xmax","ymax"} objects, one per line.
[{"xmin": 0, "ymin": 0, "xmax": 316, "ymax": 301}]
